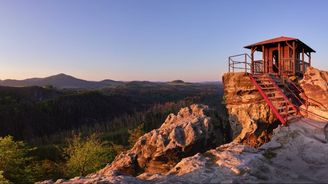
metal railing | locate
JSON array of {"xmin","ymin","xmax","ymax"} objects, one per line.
[
  {"xmin": 228, "ymin": 53, "xmax": 263, "ymax": 74},
  {"xmin": 249, "ymin": 74, "xmax": 287, "ymax": 125},
  {"xmin": 228, "ymin": 53, "xmax": 252, "ymax": 73}
]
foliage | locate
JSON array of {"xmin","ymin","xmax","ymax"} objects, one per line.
[
  {"xmin": 0, "ymin": 171, "xmax": 10, "ymax": 184},
  {"xmin": 63, "ymin": 134, "xmax": 113, "ymax": 177},
  {"xmin": 0, "ymin": 81, "xmax": 227, "ymax": 182},
  {"xmin": 128, "ymin": 123, "xmax": 145, "ymax": 147},
  {"xmin": 0, "ymin": 136, "xmax": 37, "ymax": 184},
  {"xmin": 0, "ymin": 82, "xmax": 224, "ymax": 141}
]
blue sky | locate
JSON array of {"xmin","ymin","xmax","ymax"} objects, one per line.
[{"xmin": 0, "ymin": 0, "xmax": 328, "ymax": 81}]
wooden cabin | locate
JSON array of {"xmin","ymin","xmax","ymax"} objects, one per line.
[{"xmin": 244, "ymin": 36, "xmax": 315, "ymax": 77}]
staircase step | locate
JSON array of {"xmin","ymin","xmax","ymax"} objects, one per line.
[
  {"xmin": 262, "ymin": 87, "xmax": 277, "ymax": 90},
  {"xmin": 280, "ymin": 110, "xmax": 297, "ymax": 116},
  {"xmin": 259, "ymin": 83, "xmax": 274, "ymax": 86},
  {"xmin": 251, "ymin": 74, "xmax": 302, "ymax": 126},
  {"xmin": 266, "ymin": 92, "xmax": 281, "ymax": 97},
  {"xmin": 256, "ymin": 78, "xmax": 271, "ymax": 81},
  {"xmin": 280, "ymin": 103, "xmax": 294, "ymax": 108},
  {"xmin": 267, "ymin": 96, "xmax": 283, "ymax": 100}
]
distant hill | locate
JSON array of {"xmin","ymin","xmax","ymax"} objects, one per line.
[{"xmin": 0, "ymin": 73, "xmax": 123, "ymax": 89}]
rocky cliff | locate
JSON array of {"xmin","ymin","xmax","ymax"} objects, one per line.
[{"xmin": 222, "ymin": 72, "xmax": 278, "ymax": 147}]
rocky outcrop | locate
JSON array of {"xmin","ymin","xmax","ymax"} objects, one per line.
[
  {"xmin": 97, "ymin": 104, "xmax": 225, "ymax": 177},
  {"xmin": 38, "ymin": 104, "xmax": 227, "ymax": 184},
  {"xmin": 222, "ymin": 72, "xmax": 278, "ymax": 147},
  {"xmin": 151, "ymin": 118, "xmax": 328, "ymax": 183},
  {"xmin": 299, "ymin": 67, "xmax": 328, "ymax": 121},
  {"xmin": 43, "ymin": 118, "xmax": 328, "ymax": 184}
]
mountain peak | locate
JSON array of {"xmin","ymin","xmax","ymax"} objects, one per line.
[
  {"xmin": 0, "ymin": 73, "xmax": 122, "ymax": 89},
  {"xmin": 50, "ymin": 73, "xmax": 75, "ymax": 79}
]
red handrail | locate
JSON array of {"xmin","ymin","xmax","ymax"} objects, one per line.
[{"xmin": 249, "ymin": 74, "xmax": 287, "ymax": 125}]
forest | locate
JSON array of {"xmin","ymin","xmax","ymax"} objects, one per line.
[{"xmin": 0, "ymin": 81, "xmax": 228, "ymax": 183}]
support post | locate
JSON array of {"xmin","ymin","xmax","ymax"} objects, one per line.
[
  {"xmin": 228, "ymin": 57, "xmax": 230, "ymax": 72},
  {"xmin": 251, "ymin": 47, "xmax": 255, "ymax": 74},
  {"xmin": 302, "ymin": 48, "xmax": 305, "ymax": 74},
  {"xmin": 245, "ymin": 54, "xmax": 247, "ymax": 73},
  {"xmin": 309, "ymin": 52, "xmax": 311, "ymax": 66},
  {"xmin": 278, "ymin": 43, "xmax": 281, "ymax": 76},
  {"xmin": 292, "ymin": 41, "xmax": 296, "ymax": 75},
  {"xmin": 262, "ymin": 45, "xmax": 265, "ymax": 73}
]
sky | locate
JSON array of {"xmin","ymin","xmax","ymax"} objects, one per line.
[{"xmin": 0, "ymin": 0, "xmax": 328, "ymax": 82}]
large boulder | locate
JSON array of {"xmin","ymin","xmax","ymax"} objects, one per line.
[
  {"xmin": 300, "ymin": 67, "xmax": 328, "ymax": 121},
  {"xmin": 98, "ymin": 104, "xmax": 226, "ymax": 176},
  {"xmin": 222, "ymin": 72, "xmax": 278, "ymax": 147}
]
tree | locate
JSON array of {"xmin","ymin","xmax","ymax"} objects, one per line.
[
  {"xmin": 64, "ymin": 134, "xmax": 111, "ymax": 177},
  {"xmin": 128, "ymin": 123, "xmax": 145, "ymax": 147},
  {"xmin": 0, "ymin": 171, "xmax": 10, "ymax": 184},
  {"xmin": 0, "ymin": 136, "xmax": 35, "ymax": 184}
]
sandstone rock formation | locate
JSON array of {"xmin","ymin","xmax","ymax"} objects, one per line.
[
  {"xmin": 222, "ymin": 72, "xmax": 278, "ymax": 147},
  {"xmin": 299, "ymin": 67, "xmax": 328, "ymax": 121},
  {"xmin": 39, "ymin": 104, "xmax": 227, "ymax": 184},
  {"xmin": 41, "ymin": 118, "xmax": 328, "ymax": 184},
  {"xmin": 97, "ymin": 104, "xmax": 225, "ymax": 177},
  {"xmin": 151, "ymin": 118, "xmax": 328, "ymax": 183}
]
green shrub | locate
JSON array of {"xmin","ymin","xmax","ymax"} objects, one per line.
[
  {"xmin": 0, "ymin": 136, "xmax": 35, "ymax": 184},
  {"xmin": 0, "ymin": 171, "xmax": 10, "ymax": 184},
  {"xmin": 63, "ymin": 134, "xmax": 112, "ymax": 177}
]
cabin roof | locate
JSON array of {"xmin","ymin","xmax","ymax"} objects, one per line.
[{"xmin": 244, "ymin": 36, "xmax": 316, "ymax": 52}]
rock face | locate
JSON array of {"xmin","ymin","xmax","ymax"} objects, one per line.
[
  {"xmin": 152, "ymin": 119, "xmax": 328, "ymax": 183},
  {"xmin": 222, "ymin": 72, "xmax": 278, "ymax": 147},
  {"xmin": 37, "ymin": 104, "xmax": 227, "ymax": 184},
  {"xmin": 300, "ymin": 67, "xmax": 328, "ymax": 121},
  {"xmin": 44, "ymin": 118, "xmax": 328, "ymax": 184},
  {"xmin": 98, "ymin": 104, "xmax": 226, "ymax": 177}
]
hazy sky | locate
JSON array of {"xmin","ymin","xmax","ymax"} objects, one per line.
[{"xmin": 0, "ymin": 0, "xmax": 328, "ymax": 81}]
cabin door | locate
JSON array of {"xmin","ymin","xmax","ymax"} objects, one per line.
[{"xmin": 272, "ymin": 50, "xmax": 279, "ymax": 73}]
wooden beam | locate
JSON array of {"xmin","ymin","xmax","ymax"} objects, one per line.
[
  {"xmin": 287, "ymin": 46, "xmax": 290, "ymax": 73},
  {"xmin": 269, "ymin": 48, "xmax": 272, "ymax": 73},
  {"xmin": 278, "ymin": 43, "xmax": 281, "ymax": 76},
  {"xmin": 309, "ymin": 52, "xmax": 311, "ymax": 66},
  {"xmin": 244, "ymin": 54, "xmax": 247, "ymax": 73},
  {"xmin": 262, "ymin": 45, "xmax": 265, "ymax": 73},
  {"xmin": 302, "ymin": 48, "xmax": 305, "ymax": 74},
  {"xmin": 251, "ymin": 47, "xmax": 255, "ymax": 74},
  {"xmin": 292, "ymin": 41, "xmax": 296, "ymax": 75},
  {"xmin": 286, "ymin": 41, "xmax": 293, "ymax": 49}
]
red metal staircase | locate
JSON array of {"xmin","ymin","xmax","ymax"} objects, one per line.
[{"xmin": 249, "ymin": 74, "xmax": 298, "ymax": 125}]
